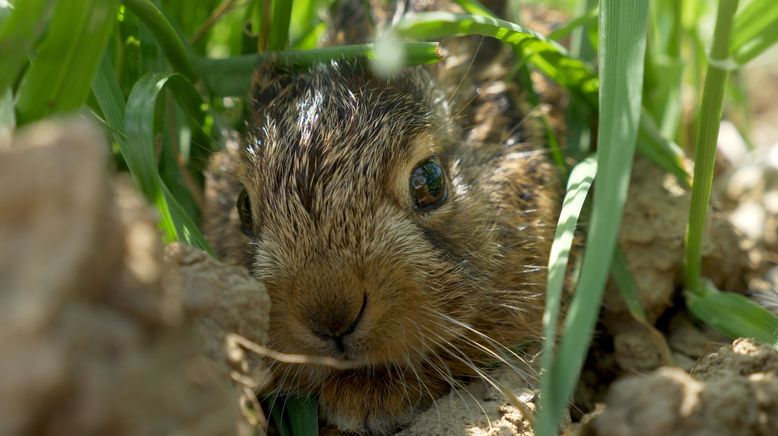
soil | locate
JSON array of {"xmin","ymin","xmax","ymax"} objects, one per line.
[{"xmin": 1, "ymin": 75, "xmax": 777, "ymax": 436}]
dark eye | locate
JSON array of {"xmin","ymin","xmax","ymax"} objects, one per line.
[
  {"xmin": 237, "ymin": 189, "xmax": 255, "ymax": 236},
  {"xmin": 410, "ymin": 159, "xmax": 448, "ymax": 210}
]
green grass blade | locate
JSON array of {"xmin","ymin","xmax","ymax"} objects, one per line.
[
  {"xmin": 125, "ymin": 73, "xmax": 212, "ymax": 251},
  {"xmin": 0, "ymin": 87, "xmax": 13, "ymax": 147},
  {"xmin": 540, "ymin": 155, "xmax": 597, "ymax": 372},
  {"xmin": 198, "ymin": 42, "xmax": 443, "ymax": 97},
  {"xmin": 93, "ymin": 66, "xmax": 212, "ymax": 253},
  {"xmin": 453, "ymin": 0, "xmax": 493, "ymax": 17},
  {"xmin": 565, "ymin": 0, "xmax": 597, "ymax": 160},
  {"xmin": 0, "ymin": 0, "xmax": 10, "ymax": 24},
  {"xmin": 15, "ymin": 0, "xmax": 119, "ymax": 123},
  {"xmin": 687, "ymin": 282, "xmax": 778, "ymax": 349},
  {"xmin": 637, "ymin": 109, "xmax": 691, "ymax": 188},
  {"xmin": 0, "ymin": 0, "xmax": 57, "ymax": 92},
  {"xmin": 267, "ymin": 0, "xmax": 293, "ymax": 51},
  {"xmin": 92, "ymin": 54, "xmax": 127, "ymax": 142},
  {"xmin": 394, "ymin": 12, "xmax": 599, "ymax": 106},
  {"xmin": 684, "ymin": 0, "xmax": 740, "ymax": 293},
  {"xmin": 124, "ymin": 0, "xmax": 199, "ymax": 81},
  {"xmin": 536, "ymin": 2, "xmax": 649, "ymax": 435},
  {"xmin": 548, "ymin": 7, "xmax": 599, "ymax": 42},
  {"xmin": 611, "ymin": 247, "xmax": 673, "ymax": 365},
  {"xmin": 610, "ymin": 248, "xmax": 648, "ymax": 323},
  {"xmin": 730, "ymin": 0, "xmax": 778, "ymax": 65},
  {"xmin": 289, "ymin": 0, "xmax": 330, "ymax": 49}
]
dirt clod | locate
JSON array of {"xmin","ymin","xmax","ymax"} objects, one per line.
[
  {"xmin": 592, "ymin": 339, "xmax": 778, "ymax": 436},
  {"xmin": 0, "ymin": 120, "xmax": 270, "ymax": 436}
]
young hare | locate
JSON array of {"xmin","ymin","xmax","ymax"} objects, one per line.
[{"xmin": 205, "ymin": 0, "xmax": 561, "ymax": 433}]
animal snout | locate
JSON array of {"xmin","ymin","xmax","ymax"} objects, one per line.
[{"xmin": 308, "ymin": 293, "xmax": 367, "ymax": 353}]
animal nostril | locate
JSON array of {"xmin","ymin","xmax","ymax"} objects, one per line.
[{"xmin": 310, "ymin": 294, "xmax": 367, "ymax": 350}]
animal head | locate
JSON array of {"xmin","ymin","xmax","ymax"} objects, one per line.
[{"xmin": 233, "ymin": 61, "xmax": 555, "ymax": 391}]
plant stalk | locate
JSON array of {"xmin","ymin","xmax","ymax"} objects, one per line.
[{"xmin": 684, "ymin": 0, "xmax": 740, "ymax": 293}]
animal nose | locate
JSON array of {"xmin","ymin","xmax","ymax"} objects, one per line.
[{"xmin": 309, "ymin": 294, "xmax": 367, "ymax": 352}]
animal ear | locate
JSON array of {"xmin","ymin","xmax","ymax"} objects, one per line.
[{"xmin": 250, "ymin": 61, "xmax": 293, "ymax": 113}]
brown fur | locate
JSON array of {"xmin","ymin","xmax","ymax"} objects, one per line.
[{"xmin": 204, "ymin": 1, "xmax": 561, "ymax": 433}]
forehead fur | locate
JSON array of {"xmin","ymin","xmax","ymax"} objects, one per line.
[{"xmin": 242, "ymin": 62, "xmax": 451, "ymax": 221}]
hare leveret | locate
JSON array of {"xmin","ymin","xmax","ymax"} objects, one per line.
[{"xmin": 204, "ymin": 3, "xmax": 561, "ymax": 434}]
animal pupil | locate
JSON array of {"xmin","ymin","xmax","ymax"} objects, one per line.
[
  {"xmin": 237, "ymin": 189, "xmax": 254, "ymax": 236},
  {"xmin": 410, "ymin": 159, "xmax": 447, "ymax": 210}
]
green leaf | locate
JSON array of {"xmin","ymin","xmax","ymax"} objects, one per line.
[
  {"xmin": 565, "ymin": 0, "xmax": 597, "ymax": 160},
  {"xmin": 394, "ymin": 12, "xmax": 600, "ymax": 106},
  {"xmin": 685, "ymin": 0, "xmax": 740, "ymax": 293},
  {"xmin": 537, "ymin": 2, "xmax": 649, "ymax": 435},
  {"xmin": 198, "ymin": 42, "xmax": 443, "ymax": 97},
  {"xmin": 0, "ymin": 87, "xmax": 13, "ymax": 147},
  {"xmin": 687, "ymin": 282, "xmax": 778, "ymax": 349},
  {"xmin": 268, "ymin": 395, "xmax": 319, "ymax": 436},
  {"xmin": 637, "ymin": 109, "xmax": 691, "ymax": 188},
  {"xmin": 548, "ymin": 6, "xmax": 599, "ymax": 42},
  {"xmin": 0, "ymin": 0, "xmax": 57, "ymax": 92},
  {"xmin": 267, "ymin": 0, "xmax": 293, "ymax": 51},
  {"xmin": 453, "ymin": 0, "xmax": 494, "ymax": 17},
  {"xmin": 731, "ymin": 0, "xmax": 778, "ymax": 65},
  {"xmin": 290, "ymin": 0, "xmax": 332, "ymax": 49},
  {"xmin": 92, "ymin": 63, "xmax": 212, "ymax": 253},
  {"xmin": 124, "ymin": 0, "xmax": 199, "ymax": 80},
  {"xmin": 610, "ymin": 247, "xmax": 648, "ymax": 323},
  {"xmin": 540, "ymin": 155, "xmax": 597, "ymax": 374},
  {"xmin": 15, "ymin": 0, "xmax": 119, "ymax": 123},
  {"xmin": 92, "ymin": 54, "xmax": 127, "ymax": 142}
]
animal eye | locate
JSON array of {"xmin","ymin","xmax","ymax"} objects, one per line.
[
  {"xmin": 237, "ymin": 189, "xmax": 255, "ymax": 236},
  {"xmin": 410, "ymin": 159, "xmax": 448, "ymax": 210}
]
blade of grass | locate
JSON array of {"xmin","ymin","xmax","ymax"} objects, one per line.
[
  {"xmin": 610, "ymin": 248, "xmax": 648, "ymax": 323},
  {"xmin": 395, "ymin": 12, "xmax": 600, "ymax": 106},
  {"xmin": 648, "ymin": 0, "xmax": 684, "ymax": 139},
  {"xmin": 252, "ymin": 0, "xmax": 272, "ymax": 52},
  {"xmin": 0, "ymin": 0, "xmax": 57, "ymax": 92},
  {"xmin": 537, "ymin": 2, "xmax": 649, "ymax": 435},
  {"xmin": 730, "ymin": 0, "xmax": 778, "ymax": 65},
  {"xmin": 684, "ymin": 0, "xmax": 739, "ymax": 294},
  {"xmin": 15, "ymin": 0, "xmax": 119, "ymax": 123},
  {"xmin": 93, "ymin": 62, "xmax": 211, "ymax": 253},
  {"xmin": 0, "ymin": 0, "xmax": 10, "ymax": 24},
  {"xmin": 292, "ymin": 21, "xmax": 326, "ymax": 50},
  {"xmin": 548, "ymin": 6, "xmax": 599, "ymax": 42},
  {"xmin": 92, "ymin": 54, "xmax": 127, "ymax": 143},
  {"xmin": 611, "ymin": 247, "xmax": 673, "ymax": 365},
  {"xmin": 540, "ymin": 155, "xmax": 597, "ymax": 375},
  {"xmin": 637, "ymin": 110, "xmax": 691, "ymax": 188},
  {"xmin": 290, "ymin": 0, "xmax": 329, "ymax": 48},
  {"xmin": 453, "ymin": 0, "xmax": 493, "ymax": 17},
  {"xmin": 124, "ymin": 0, "xmax": 199, "ymax": 81},
  {"xmin": 0, "ymin": 87, "xmax": 13, "ymax": 147},
  {"xmin": 565, "ymin": 0, "xmax": 597, "ymax": 160},
  {"xmin": 687, "ymin": 282, "xmax": 778, "ymax": 349},
  {"xmin": 198, "ymin": 42, "xmax": 443, "ymax": 97},
  {"xmin": 125, "ymin": 73, "xmax": 211, "ymax": 251},
  {"xmin": 287, "ymin": 395, "xmax": 318, "ymax": 436},
  {"xmin": 267, "ymin": 0, "xmax": 293, "ymax": 51}
]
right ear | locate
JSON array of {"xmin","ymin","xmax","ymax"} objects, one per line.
[{"xmin": 250, "ymin": 61, "xmax": 294, "ymax": 114}]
